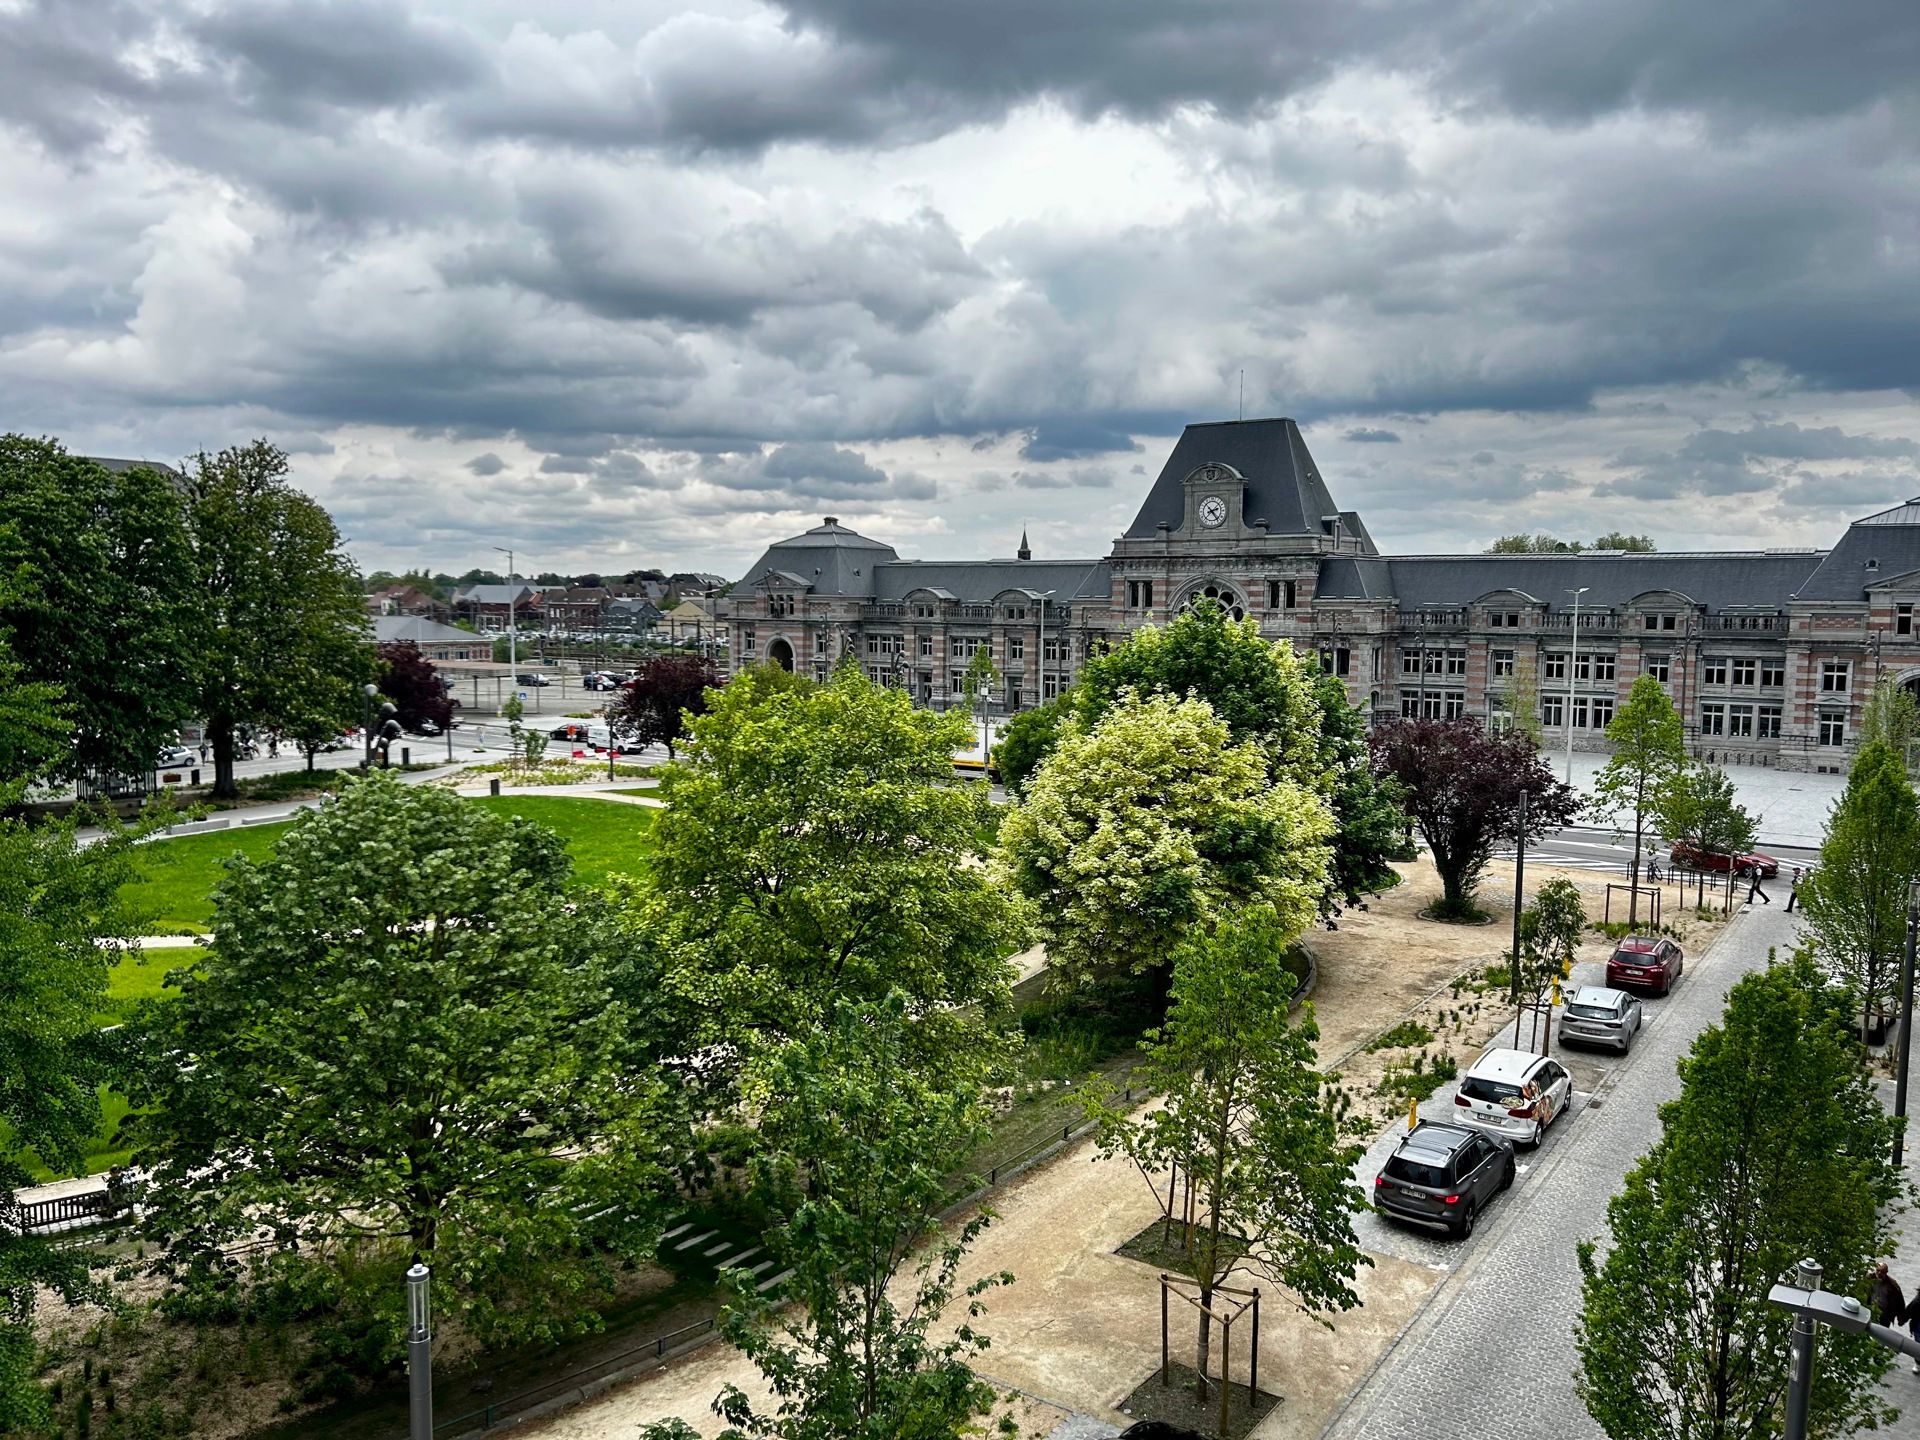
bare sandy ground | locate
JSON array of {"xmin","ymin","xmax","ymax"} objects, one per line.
[{"xmin": 525, "ymin": 856, "xmax": 1700, "ymax": 1440}]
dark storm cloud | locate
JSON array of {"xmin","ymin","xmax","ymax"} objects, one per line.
[
  {"xmin": 1678, "ymin": 421, "xmax": 1920, "ymax": 464},
  {"xmin": 464, "ymin": 452, "xmax": 506, "ymax": 475},
  {"xmin": 1438, "ymin": 0, "xmax": 1920, "ymax": 127},
  {"xmin": 1344, "ymin": 427, "xmax": 1400, "ymax": 443},
  {"xmin": 1018, "ymin": 420, "xmax": 1144, "ymax": 462},
  {"xmin": 192, "ymin": 0, "xmax": 484, "ymax": 115}
]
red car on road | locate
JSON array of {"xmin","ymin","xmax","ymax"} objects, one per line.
[
  {"xmin": 1607, "ymin": 936, "xmax": 1685, "ymax": 996},
  {"xmin": 1668, "ymin": 841, "xmax": 1779, "ymax": 878}
]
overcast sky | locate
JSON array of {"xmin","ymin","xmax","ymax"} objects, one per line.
[{"xmin": 4, "ymin": 0, "xmax": 1919, "ymax": 579}]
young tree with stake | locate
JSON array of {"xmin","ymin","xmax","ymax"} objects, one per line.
[
  {"xmin": 1085, "ymin": 905, "xmax": 1369, "ymax": 1404},
  {"xmin": 1592, "ymin": 675, "xmax": 1687, "ymax": 924}
]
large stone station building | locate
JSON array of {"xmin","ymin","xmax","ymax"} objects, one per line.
[{"xmin": 724, "ymin": 417, "xmax": 1920, "ymax": 771}]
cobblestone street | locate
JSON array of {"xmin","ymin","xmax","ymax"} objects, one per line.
[{"xmin": 1323, "ymin": 899, "xmax": 1846, "ymax": 1440}]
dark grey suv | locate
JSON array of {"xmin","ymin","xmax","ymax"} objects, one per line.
[{"xmin": 1373, "ymin": 1121, "xmax": 1517, "ymax": 1239}]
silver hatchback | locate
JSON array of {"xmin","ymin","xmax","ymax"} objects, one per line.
[{"xmin": 1558, "ymin": 985, "xmax": 1644, "ymax": 1055}]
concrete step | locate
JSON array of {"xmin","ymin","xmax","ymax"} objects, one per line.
[
  {"xmin": 756, "ymin": 1267, "xmax": 795, "ymax": 1294},
  {"xmin": 673, "ymin": 1228, "xmax": 718, "ymax": 1252}
]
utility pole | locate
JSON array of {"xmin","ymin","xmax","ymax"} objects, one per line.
[
  {"xmin": 1897, "ymin": 890, "xmax": 1919, "ymax": 1169},
  {"xmin": 1784, "ymin": 1257, "xmax": 1823, "ymax": 1440},
  {"xmin": 407, "ymin": 1264, "xmax": 434, "ymax": 1440},
  {"xmin": 492, "ymin": 546, "xmax": 517, "ymax": 681},
  {"xmin": 1509, "ymin": 788, "xmax": 1527, "ymax": 1047}
]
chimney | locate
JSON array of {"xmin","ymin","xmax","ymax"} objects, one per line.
[{"xmin": 824, "ymin": 516, "xmax": 839, "ymax": 527}]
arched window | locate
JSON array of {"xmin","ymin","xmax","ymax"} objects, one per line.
[{"xmin": 1182, "ymin": 583, "xmax": 1245, "ymax": 622}]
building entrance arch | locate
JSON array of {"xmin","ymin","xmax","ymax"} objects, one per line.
[{"xmin": 766, "ymin": 637, "xmax": 795, "ymax": 671}]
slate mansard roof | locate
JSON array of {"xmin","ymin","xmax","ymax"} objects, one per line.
[
  {"xmin": 737, "ymin": 516, "xmax": 1106, "ymax": 605},
  {"xmin": 1124, "ymin": 417, "xmax": 1357, "ymax": 543},
  {"xmin": 1795, "ymin": 499, "xmax": 1920, "ymax": 601},
  {"xmin": 736, "ymin": 517, "xmax": 901, "ymax": 597},
  {"xmin": 1316, "ymin": 550, "xmax": 1830, "ymax": 612}
]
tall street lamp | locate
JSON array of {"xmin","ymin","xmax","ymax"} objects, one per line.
[
  {"xmin": 1564, "ymin": 586, "xmax": 1590, "ymax": 785},
  {"xmin": 492, "ymin": 545, "xmax": 518, "ymax": 679},
  {"xmin": 406, "ymin": 1263, "xmax": 434, "ymax": 1440},
  {"xmin": 361, "ymin": 682, "xmax": 380, "ymax": 769},
  {"xmin": 1896, "ymin": 878, "xmax": 1920, "ymax": 1169}
]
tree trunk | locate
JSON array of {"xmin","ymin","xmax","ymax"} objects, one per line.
[
  {"xmin": 306, "ymin": 747, "xmax": 316, "ymax": 773},
  {"xmin": 210, "ymin": 715, "xmax": 238, "ymax": 799}
]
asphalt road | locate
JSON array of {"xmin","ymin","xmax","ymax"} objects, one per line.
[{"xmin": 1323, "ymin": 900, "xmax": 1809, "ymax": 1440}]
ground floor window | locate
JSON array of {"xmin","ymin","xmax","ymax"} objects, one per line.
[
  {"xmin": 1043, "ymin": 672, "xmax": 1063, "ymax": 700},
  {"xmin": 1588, "ymin": 697, "xmax": 1615, "ymax": 729},
  {"xmin": 1819, "ymin": 712, "xmax": 1846, "ymax": 746},
  {"xmin": 1727, "ymin": 704, "xmax": 1754, "ymax": 738},
  {"xmin": 1759, "ymin": 704, "xmax": 1782, "ymax": 738},
  {"xmin": 1699, "ymin": 702, "xmax": 1724, "ymax": 736},
  {"xmin": 1541, "ymin": 695, "xmax": 1564, "ymax": 727}
]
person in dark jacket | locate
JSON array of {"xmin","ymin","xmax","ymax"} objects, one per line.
[
  {"xmin": 1872, "ymin": 1262, "xmax": 1905, "ymax": 1327},
  {"xmin": 1744, "ymin": 863, "xmax": 1771, "ymax": 905}
]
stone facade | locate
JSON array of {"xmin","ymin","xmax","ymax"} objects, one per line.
[{"xmin": 722, "ymin": 417, "xmax": 1920, "ymax": 773}]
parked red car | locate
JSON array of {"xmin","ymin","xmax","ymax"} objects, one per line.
[
  {"xmin": 1668, "ymin": 841, "xmax": 1779, "ymax": 878},
  {"xmin": 1607, "ymin": 936, "xmax": 1685, "ymax": 996}
]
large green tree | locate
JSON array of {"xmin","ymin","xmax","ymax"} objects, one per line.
[
  {"xmin": 1370, "ymin": 717, "xmax": 1580, "ymax": 919},
  {"xmin": 1086, "ymin": 905, "xmax": 1368, "ymax": 1405},
  {"xmin": 643, "ymin": 665, "xmax": 1022, "ymax": 1087},
  {"xmin": 644, "ymin": 995, "xmax": 1011, "ymax": 1440},
  {"xmin": 0, "ymin": 801, "xmax": 146, "ymax": 1427},
  {"xmin": 1575, "ymin": 954, "xmax": 1897, "ymax": 1440},
  {"xmin": 993, "ymin": 693, "xmax": 1070, "ymax": 796},
  {"xmin": 1593, "ymin": 674, "xmax": 1688, "ymax": 924},
  {"xmin": 999, "ymin": 691, "xmax": 1332, "ymax": 985},
  {"xmin": 1072, "ymin": 601, "xmax": 1404, "ymax": 913},
  {"xmin": 1799, "ymin": 741, "xmax": 1920, "ymax": 1045},
  {"xmin": 128, "ymin": 774, "xmax": 674, "ymax": 1358},
  {"xmin": 183, "ymin": 441, "xmax": 370, "ymax": 797},
  {"xmin": 0, "ymin": 437, "xmax": 199, "ymax": 782}
]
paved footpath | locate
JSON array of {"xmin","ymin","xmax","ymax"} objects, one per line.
[{"xmin": 1323, "ymin": 897, "xmax": 1849, "ymax": 1440}]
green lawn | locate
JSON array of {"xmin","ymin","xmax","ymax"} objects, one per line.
[
  {"xmin": 470, "ymin": 795, "xmax": 657, "ymax": 885},
  {"xmin": 118, "ymin": 797, "xmax": 657, "ymax": 934}
]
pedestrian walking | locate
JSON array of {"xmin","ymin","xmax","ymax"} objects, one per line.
[
  {"xmin": 197, "ymin": 739, "xmax": 209, "ymax": 763},
  {"xmin": 1744, "ymin": 863, "xmax": 1771, "ymax": 906},
  {"xmin": 1786, "ymin": 865, "xmax": 1802, "ymax": 913},
  {"xmin": 1874, "ymin": 1261, "xmax": 1907, "ymax": 1327}
]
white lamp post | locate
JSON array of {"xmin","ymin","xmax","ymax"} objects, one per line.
[
  {"xmin": 1565, "ymin": 586, "xmax": 1590, "ymax": 784},
  {"xmin": 492, "ymin": 545, "xmax": 517, "ymax": 678}
]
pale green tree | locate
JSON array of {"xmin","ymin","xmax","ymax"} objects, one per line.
[
  {"xmin": 644, "ymin": 995, "xmax": 1011, "ymax": 1440},
  {"xmin": 1085, "ymin": 905, "xmax": 1368, "ymax": 1406},
  {"xmin": 1575, "ymin": 954, "xmax": 1896, "ymax": 1440},
  {"xmin": 1799, "ymin": 741, "xmax": 1920, "ymax": 1045},
  {"xmin": 1593, "ymin": 674, "xmax": 1688, "ymax": 924},
  {"xmin": 998, "ymin": 691, "xmax": 1333, "ymax": 985},
  {"xmin": 1050, "ymin": 600, "xmax": 1406, "ymax": 912},
  {"xmin": 643, "ymin": 665, "xmax": 1022, "ymax": 1088}
]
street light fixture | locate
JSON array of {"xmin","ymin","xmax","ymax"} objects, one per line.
[
  {"xmin": 406, "ymin": 1263, "xmax": 434, "ymax": 1440},
  {"xmin": 1564, "ymin": 586, "xmax": 1590, "ymax": 785},
  {"xmin": 492, "ymin": 545, "xmax": 518, "ymax": 678},
  {"xmin": 1766, "ymin": 1259, "xmax": 1920, "ymax": 1440},
  {"xmin": 361, "ymin": 682, "xmax": 380, "ymax": 769},
  {"xmin": 1896, "ymin": 878, "xmax": 1920, "ymax": 1169}
]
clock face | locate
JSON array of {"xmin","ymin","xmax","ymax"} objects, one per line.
[{"xmin": 1198, "ymin": 495, "xmax": 1228, "ymax": 529}]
